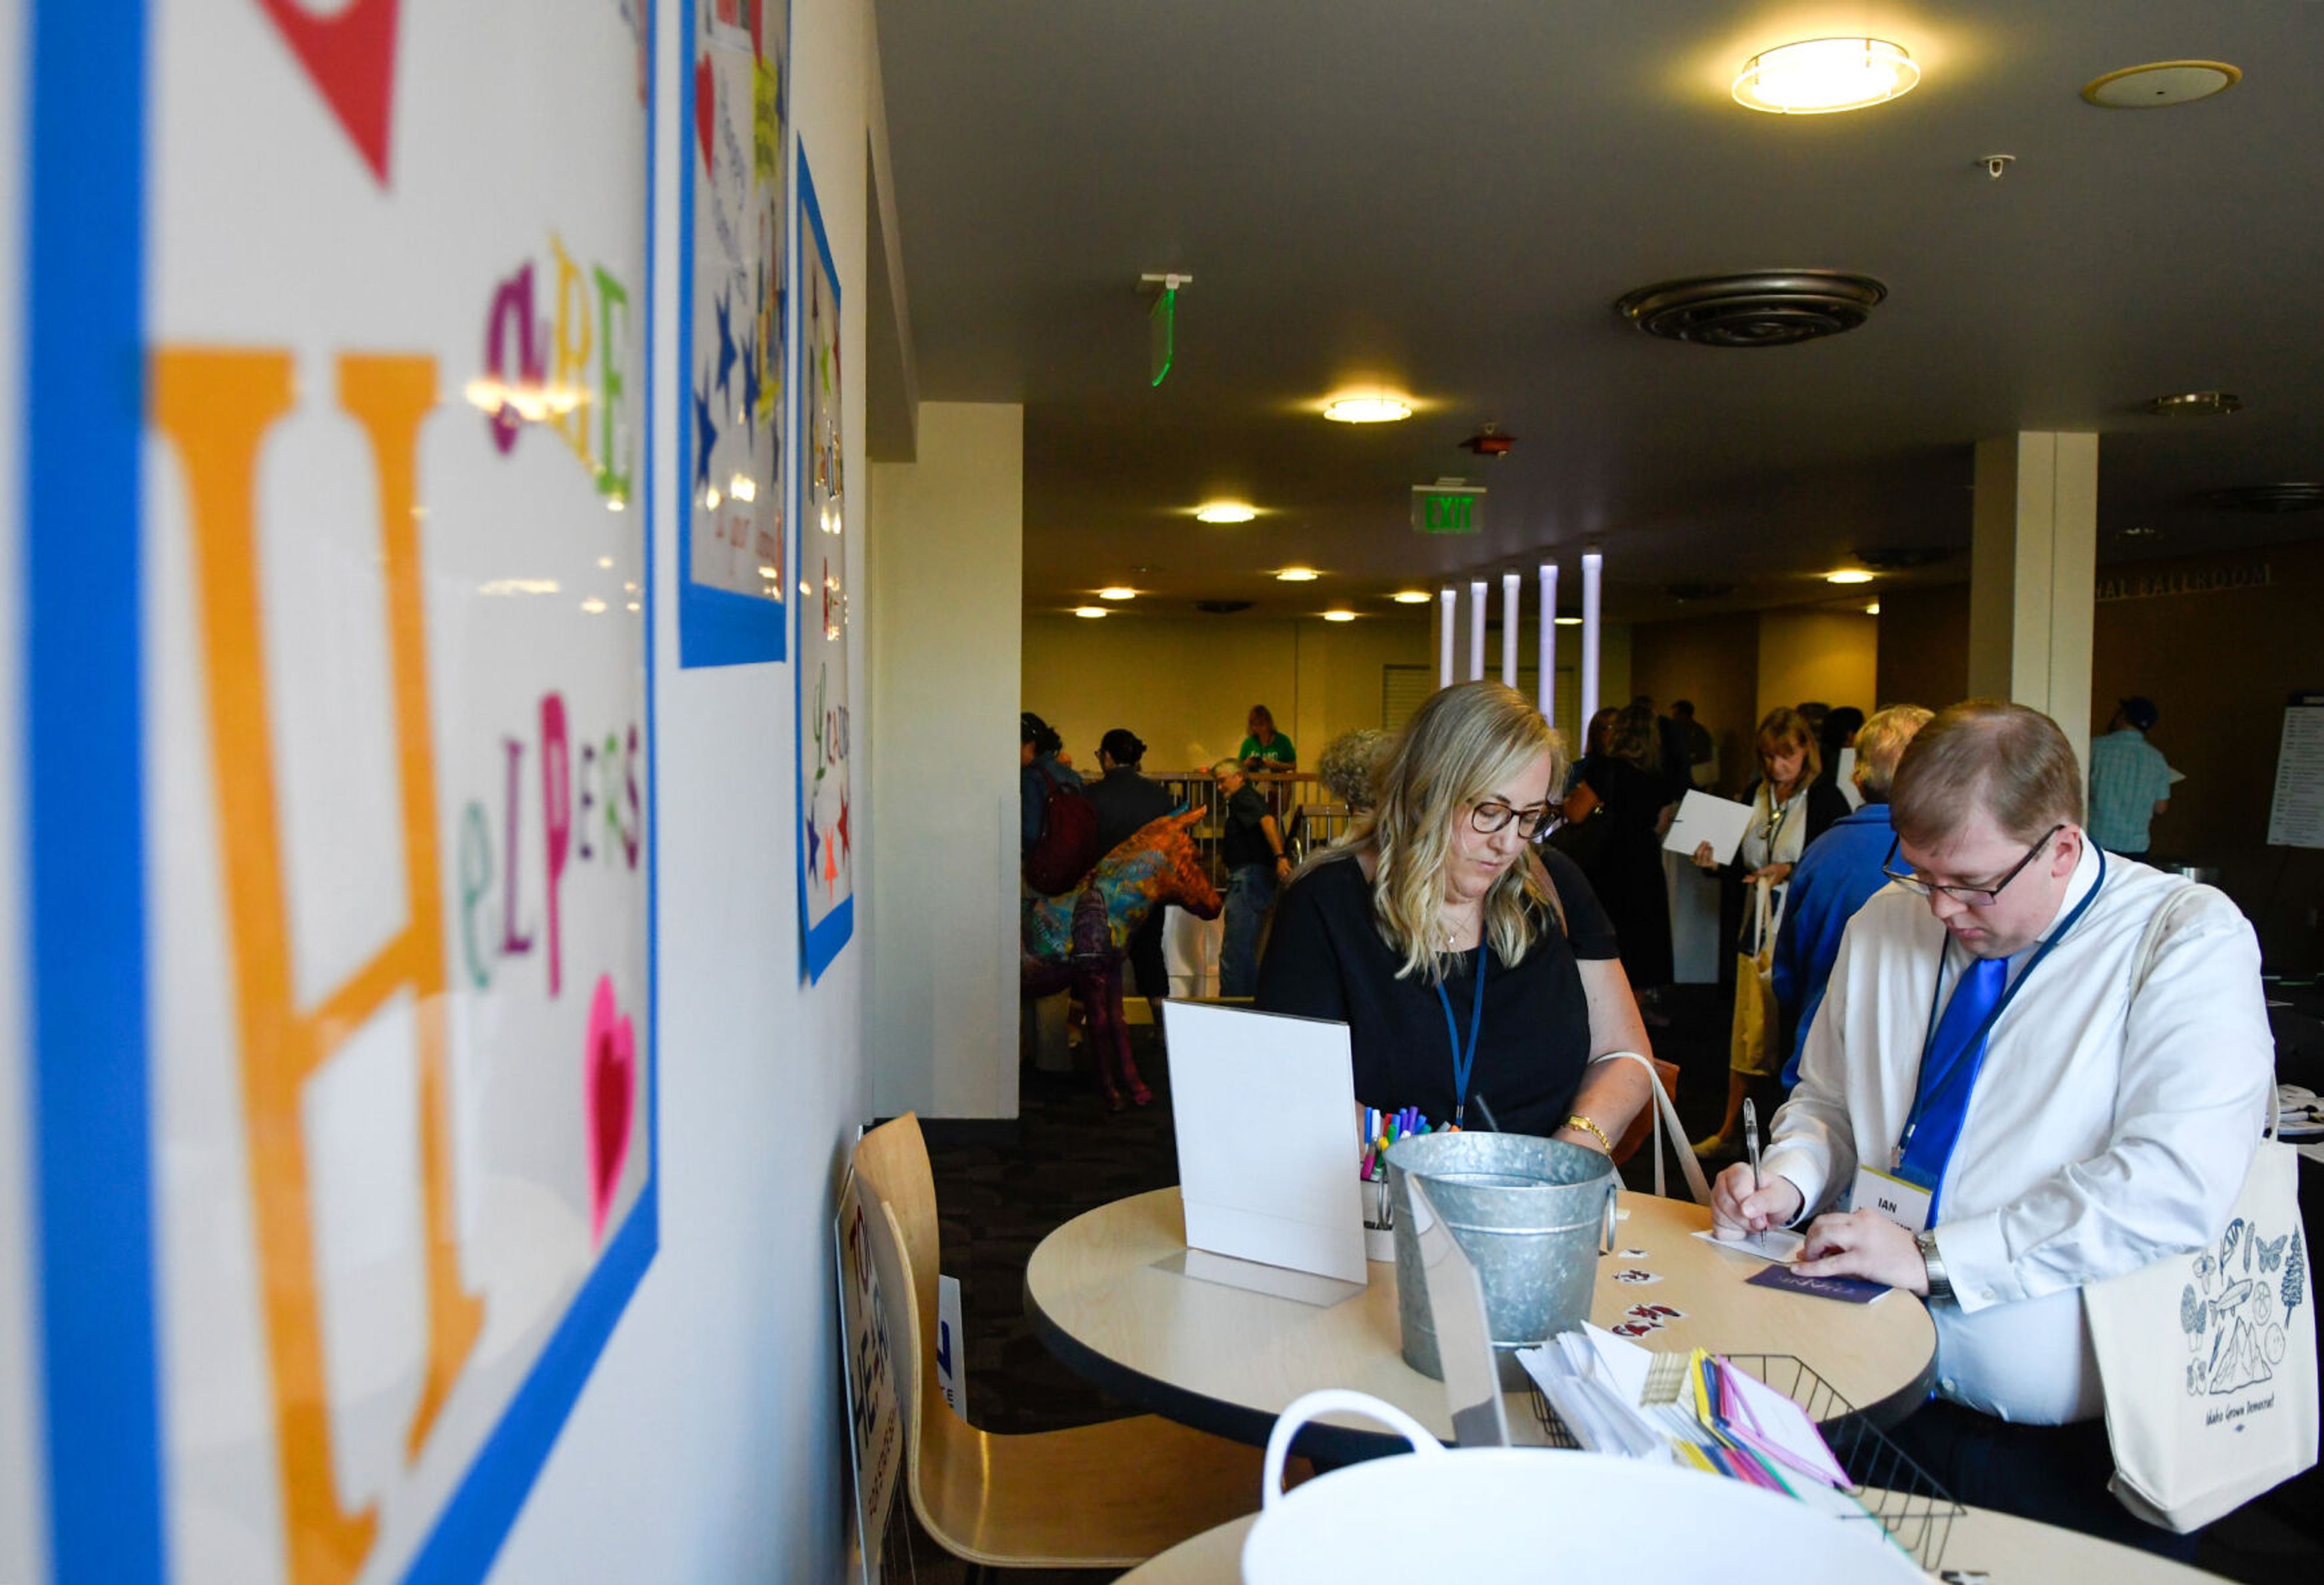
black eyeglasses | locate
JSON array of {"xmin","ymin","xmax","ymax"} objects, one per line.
[
  {"xmin": 1470, "ymin": 800, "xmax": 1553, "ymax": 840},
  {"xmin": 1882, "ymin": 824, "xmax": 2064, "ymax": 908}
]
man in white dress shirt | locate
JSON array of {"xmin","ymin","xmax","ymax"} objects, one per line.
[{"xmin": 1713, "ymin": 700, "xmax": 2273, "ymax": 1553}]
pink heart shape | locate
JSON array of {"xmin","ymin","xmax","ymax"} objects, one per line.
[{"xmin": 586, "ymin": 974, "xmax": 636, "ymax": 1244}]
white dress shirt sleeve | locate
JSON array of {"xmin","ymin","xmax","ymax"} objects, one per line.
[
  {"xmin": 1762, "ymin": 925, "xmax": 1862, "ymax": 1218},
  {"xmin": 1937, "ymin": 893, "xmax": 2273, "ymax": 1314}
]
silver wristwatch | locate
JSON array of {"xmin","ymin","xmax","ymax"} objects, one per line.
[{"xmin": 1914, "ymin": 1229, "xmax": 1952, "ymax": 1301}]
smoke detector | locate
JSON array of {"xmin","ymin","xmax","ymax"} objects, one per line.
[{"xmin": 1615, "ymin": 272, "xmax": 1888, "ymax": 347}]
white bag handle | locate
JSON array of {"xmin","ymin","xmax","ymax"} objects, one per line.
[
  {"xmin": 1262, "ymin": 1390, "xmax": 1445, "ymax": 1508},
  {"xmin": 1590, "ymin": 1049, "xmax": 1712, "ymax": 1206}
]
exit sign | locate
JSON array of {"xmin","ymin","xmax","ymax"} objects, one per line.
[{"xmin": 1412, "ymin": 484, "xmax": 1485, "ymax": 535}]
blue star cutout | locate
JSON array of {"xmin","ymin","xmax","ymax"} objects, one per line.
[
  {"xmin": 804, "ymin": 809, "xmax": 821, "ymax": 879},
  {"xmin": 741, "ymin": 332, "xmax": 763, "ymax": 444},
  {"xmin": 715, "ymin": 287, "xmax": 738, "ymax": 401},
  {"xmin": 692, "ymin": 374, "xmax": 717, "ymax": 491}
]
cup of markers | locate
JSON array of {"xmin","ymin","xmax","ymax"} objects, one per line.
[{"xmin": 1361, "ymin": 1107, "xmax": 1448, "ymax": 1262}]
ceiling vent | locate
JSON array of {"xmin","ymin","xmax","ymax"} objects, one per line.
[
  {"xmin": 1853, "ymin": 545, "xmax": 1953, "ymax": 571},
  {"xmin": 1615, "ymin": 272, "xmax": 1888, "ymax": 347},
  {"xmin": 1193, "ymin": 599, "xmax": 1254, "ymax": 614},
  {"xmin": 2202, "ymin": 483, "xmax": 2324, "ymax": 514},
  {"xmin": 1666, "ymin": 582, "xmax": 1738, "ymax": 602}
]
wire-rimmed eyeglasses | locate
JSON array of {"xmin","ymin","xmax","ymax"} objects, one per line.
[
  {"xmin": 1470, "ymin": 799, "xmax": 1554, "ymax": 840},
  {"xmin": 1881, "ymin": 824, "xmax": 2063, "ymax": 907}
]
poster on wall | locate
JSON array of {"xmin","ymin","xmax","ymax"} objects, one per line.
[
  {"xmin": 680, "ymin": 0, "xmax": 792, "ymax": 666},
  {"xmin": 796, "ymin": 150, "xmax": 856, "ymax": 980},
  {"xmin": 18, "ymin": 4, "xmax": 656, "ymax": 1583}
]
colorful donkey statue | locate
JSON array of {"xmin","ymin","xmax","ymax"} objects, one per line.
[{"xmin": 1023, "ymin": 806, "xmax": 1222, "ymax": 1110}]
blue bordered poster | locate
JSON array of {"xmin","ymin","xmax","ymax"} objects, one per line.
[
  {"xmin": 795, "ymin": 147, "xmax": 855, "ymax": 981},
  {"xmin": 12, "ymin": 4, "xmax": 660, "ymax": 1581},
  {"xmin": 678, "ymin": 0, "xmax": 793, "ymax": 668}
]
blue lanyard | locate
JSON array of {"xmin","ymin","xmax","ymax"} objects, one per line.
[
  {"xmin": 1435, "ymin": 947, "xmax": 1489, "ymax": 1127},
  {"xmin": 1897, "ymin": 845, "xmax": 2107, "ymax": 1166}
]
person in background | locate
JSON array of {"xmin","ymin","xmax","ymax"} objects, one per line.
[
  {"xmin": 1213, "ymin": 758, "xmax": 1292, "ymax": 996},
  {"xmin": 1816, "ymin": 706, "xmax": 1866, "ymax": 800},
  {"xmin": 1239, "ymin": 704, "xmax": 1297, "ymax": 773},
  {"xmin": 1316, "ymin": 727, "xmax": 1391, "ymax": 816},
  {"xmin": 1636, "ymin": 694, "xmax": 1693, "ymax": 792},
  {"xmin": 1567, "ymin": 704, "xmax": 1620, "ymax": 794},
  {"xmin": 1258, "ymin": 681, "xmax": 1653, "ymax": 1146},
  {"xmin": 1020, "ymin": 711, "xmax": 1082, "ymax": 852},
  {"xmin": 1086, "ymin": 728, "xmax": 1181, "ymax": 1021},
  {"xmin": 2087, "ymin": 696, "xmax": 2176, "ymax": 856},
  {"xmin": 1690, "ymin": 707, "xmax": 1850, "ymax": 1157},
  {"xmin": 1577, "ymin": 703, "xmax": 1681, "ymax": 1026},
  {"xmin": 1796, "ymin": 700, "xmax": 1831, "ymax": 736},
  {"xmin": 1670, "ymin": 698, "xmax": 1715, "ymax": 789},
  {"xmin": 1714, "ymin": 702, "xmax": 2270, "ymax": 1557},
  {"xmin": 1770, "ymin": 704, "xmax": 1933, "ymax": 1086}
]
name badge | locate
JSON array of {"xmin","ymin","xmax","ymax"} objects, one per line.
[{"xmin": 1852, "ymin": 1164, "xmax": 1932, "ymax": 1233}]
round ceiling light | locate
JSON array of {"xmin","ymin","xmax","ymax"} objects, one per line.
[
  {"xmin": 2082, "ymin": 61, "xmax": 2240, "ymax": 110},
  {"xmin": 1097, "ymin": 586, "xmax": 1137, "ymax": 600},
  {"xmin": 1825, "ymin": 569, "xmax": 1876, "ymax": 585},
  {"xmin": 1865, "ymin": 602, "xmax": 1882, "ymax": 615},
  {"xmin": 1072, "ymin": 606, "xmax": 1109, "ymax": 619},
  {"xmin": 2146, "ymin": 391, "xmax": 2242, "ymax": 417},
  {"xmin": 1322, "ymin": 396, "xmax": 1412, "ymax": 424},
  {"xmin": 1733, "ymin": 38, "xmax": 1920, "ymax": 114},
  {"xmin": 1322, "ymin": 610, "xmax": 1357, "ymax": 623},
  {"xmin": 1195, "ymin": 501, "xmax": 1258, "ymax": 524},
  {"xmin": 1391, "ymin": 589, "xmax": 1431, "ymax": 604},
  {"xmin": 1276, "ymin": 566, "xmax": 1321, "ymax": 582},
  {"xmin": 1553, "ymin": 616, "xmax": 1583, "ymax": 628}
]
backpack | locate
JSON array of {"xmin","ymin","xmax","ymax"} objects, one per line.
[{"xmin": 1024, "ymin": 763, "xmax": 1101, "ymax": 895}]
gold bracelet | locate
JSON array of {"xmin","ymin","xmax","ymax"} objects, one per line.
[{"xmin": 1564, "ymin": 1114, "xmax": 1613, "ymax": 1154}]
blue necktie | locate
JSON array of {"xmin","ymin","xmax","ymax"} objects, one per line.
[{"xmin": 1896, "ymin": 954, "xmax": 2010, "ymax": 1217}]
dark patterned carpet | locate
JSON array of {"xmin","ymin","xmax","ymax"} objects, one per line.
[{"xmin": 884, "ymin": 985, "xmax": 2320, "ymax": 1584}]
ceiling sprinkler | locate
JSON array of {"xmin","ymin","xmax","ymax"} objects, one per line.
[{"xmin": 1460, "ymin": 422, "xmax": 1516, "ymax": 459}]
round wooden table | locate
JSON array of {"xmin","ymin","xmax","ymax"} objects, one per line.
[
  {"xmin": 1116, "ymin": 1505, "xmax": 2219, "ymax": 1585},
  {"xmin": 1026, "ymin": 1187, "xmax": 1937, "ymax": 1463}
]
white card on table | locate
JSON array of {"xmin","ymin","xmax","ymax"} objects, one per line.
[{"xmin": 1161, "ymin": 1000, "xmax": 1368, "ymax": 1285}]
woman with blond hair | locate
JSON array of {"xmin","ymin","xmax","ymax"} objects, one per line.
[
  {"xmin": 1689, "ymin": 706, "xmax": 1851, "ymax": 1157},
  {"xmin": 1256, "ymin": 682, "xmax": 1653, "ymax": 1147}
]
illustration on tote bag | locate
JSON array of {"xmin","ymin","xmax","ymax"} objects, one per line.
[{"xmin": 2182, "ymin": 1221, "xmax": 2305, "ymax": 1397}]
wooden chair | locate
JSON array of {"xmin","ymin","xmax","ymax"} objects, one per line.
[{"xmin": 851, "ymin": 1115, "xmax": 1281, "ymax": 1578}]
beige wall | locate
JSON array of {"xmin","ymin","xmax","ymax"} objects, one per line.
[
  {"xmin": 1023, "ymin": 614, "xmax": 1431, "ymax": 773},
  {"xmin": 866, "ymin": 403, "xmax": 1025, "ymax": 1120},
  {"xmin": 1757, "ymin": 609, "xmax": 1879, "ymax": 726}
]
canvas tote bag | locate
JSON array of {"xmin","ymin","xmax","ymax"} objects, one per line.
[
  {"xmin": 2086, "ymin": 886, "xmax": 2318, "ymax": 1532},
  {"xmin": 1727, "ymin": 875, "xmax": 1784, "ymax": 1078}
]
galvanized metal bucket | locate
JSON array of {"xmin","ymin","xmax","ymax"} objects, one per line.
[{"xmin": 1386, "ymin": 1131, "xmax": 1618, "ymax": 1389}]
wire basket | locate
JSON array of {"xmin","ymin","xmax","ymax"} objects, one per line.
[{"xmin": 1524, "ymin": 1351, "xmax": 1963, "ymax": 1572}]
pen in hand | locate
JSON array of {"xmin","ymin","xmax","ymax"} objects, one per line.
[{"xmin": 1744, "ymin": 1097, "xmax": 1762, "ymax": 1197}]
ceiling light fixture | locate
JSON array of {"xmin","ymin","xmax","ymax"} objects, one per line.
[
  {"xmin": 1732, "ymin": 38, "xmax": 1920, "ymax": 114},
  {"xmin": 1865, "ymin": 602, "xmax": 1882, "ymax": 615},
  {"xmin": 1825, "ymin": 569, "xmax": 1876, "ymax": 585},
  {"xmin": 1322, "ymin": 610, "xmax": 1357, "ymax": 623},
  {"xmin": 1276, "ymin": 566, "xmax": 1320, "ymax": 582},
  {"xmin": 1322, "ymin": 395, "xmax": 1412, "ymax": 424},
  {"xmin": 2145, "ymin": 391, "xmax": 2242, "ymax": 417},
  {"xmin": 1098, "ymin": 586, "xmax": 1137, "ymax": 600},
  {"xmin": 1554, "ymin": 616, "xmax": 1583, "ymax": 628},
  {"xmin": 2083, "ymin": 61, "xmax": 2240, "ymax": 110},
  {"xmin": 1195, "ymin": 501, "xmax": 1258, "ymax": 523},
  {"xmin": 1391, "ymin": 590, "xmax": 1431, "ymax": 604},
  {"xmin": 1072, "ymin": 606, "xmax": 1109, "ymax": 619}
]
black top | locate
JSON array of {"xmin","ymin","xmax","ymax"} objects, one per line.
[
  {"xmin": 1221, "ymin": 785, "xmax": 1273, "ymax": 869},
  {"xmin": 1086, "ymin": 767, "xmax": 1179, "ymax": 856},
  {"xmin": 1256, "ymin": 848, "xmax": 1619, "ymax": 1136}
]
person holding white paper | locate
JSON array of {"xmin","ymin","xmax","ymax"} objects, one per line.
[
  {"xmin": 1710, "ymin": 701, "xmax": 2273, "ymax": 1556},
  {"xmin": 1256, "ymin": 681, "xmax": 1653, "ymax": 1150}
]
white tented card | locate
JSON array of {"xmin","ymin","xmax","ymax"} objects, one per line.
[
  {"xmin": 1663, "ymin": 789, "xmax": 1756, "ymax": 867},
  {"xmin": 1161, "ymin": 1000, "xmax": 1368, "ymax": 1285},
  {"xmin": 935, "ymin": 1273, "xmax": 965, "ymax": 1416},
  {"xmin": 1854, "ymin": 1164, "xmax": 1932, "ymax": 1232}
]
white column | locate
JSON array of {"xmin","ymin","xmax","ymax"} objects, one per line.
[
  {"xmin": 1579, "ymin": 552, "xmax": 1603, "ymax": 726},
  {"xmin": 1969, "ymin": 432, "xmax": 2099, "ymax": 770},
  {"xmin": 1437, "ymin": 586, "xmax": 1456, "ymax": 687},
  {"xmin": 1468, "ymin": 579, "xmax": 1488, "ymax": 681},
  {"xmin": 1537, "ymin": 562, "xmax": 1558, "ymax": 727},
  {"xmin": 1500, "ymin": 572, "xmax": 1520, "ymax": 687}
]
